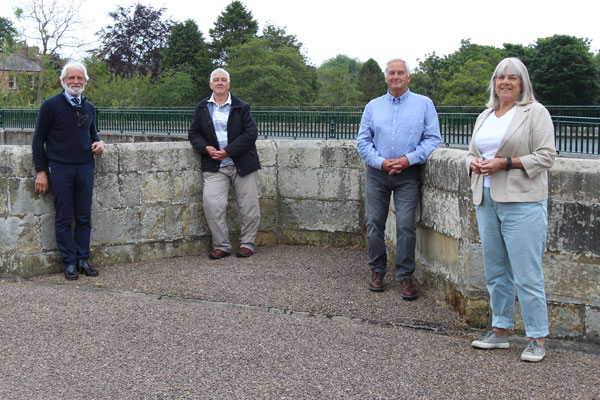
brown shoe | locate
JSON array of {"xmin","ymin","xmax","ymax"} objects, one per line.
[
  {"xmin": 236, "ymin": 247, "xmax": 254, "ymax": 258},
  {"xmin": 208, "ymin": 249, "xmax": 231, "ymax": 260},
  {"xmin": 399, "ymin": 279, "xmax": 418, "ymax": 300},
  {"xmin": 368, "ymin": 271, "xmax": 384, "ymax": 292}
]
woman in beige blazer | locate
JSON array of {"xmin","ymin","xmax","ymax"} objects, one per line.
[{"xmin": 466, "ymin": 58, "xmax": 556, "ymax": 362}]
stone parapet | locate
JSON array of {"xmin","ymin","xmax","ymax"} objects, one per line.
[{"xmin": 1, "ymin": 141, "xmax": 598, "ymax": 342}]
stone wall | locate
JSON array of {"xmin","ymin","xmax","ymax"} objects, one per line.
[
  {"xmin": 0, "ymin": 128, "xmax": 187, "ymax": 145},
  {"xmin": 0, "ymin": 140, "xmax": 598, "ymax": 342}
]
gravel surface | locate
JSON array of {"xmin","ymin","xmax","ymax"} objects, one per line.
[{"xmin": 0, "ymin": 244, "xmax": 597, "ymax": 399}]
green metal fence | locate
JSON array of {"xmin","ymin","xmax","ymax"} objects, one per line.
[{"xmin": 1, "ymin": 106, "xmax": 599, "ymax": 155}]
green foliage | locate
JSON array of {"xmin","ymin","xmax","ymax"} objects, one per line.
[
  {"xmin": 0, "ymin": 17, "xmax": 18, "ymax": 48},
  {"xmin": 209, "ymin": 1, "xmax": 258, "ymax": 65},
  {"xmin": 225, "ymin": 37, "xmax": 318, "ymax": 105},
  {"xmin": 97, "ymin": 3, "xmax": 173, "ymax": 79},
  {"xmin": 357, "ymin": 58, "xmax": 387, "ymax": 103},
  {"xmin": 412, "ymin": 40, "xmax": 507, "ymax": 106},
  {"xmin": 161, "ymin": 19, "xmax": 213, "ymax": 99},
  {"xmin": 439, "ymin": 59, "xmax": 492, "ymax": 106},
  {"xmin": 529, "ymin": 35, "xmax": 600, "ymax": 105},
  {"xmin": 316, "ymin": 55, "xmax": 363, "ymax": 106},
  {"xmin": 261, "ymin": 23, "xmax": 303, "ymax": 53}
]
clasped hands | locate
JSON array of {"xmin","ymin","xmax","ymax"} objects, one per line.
[
  {"xmin": 382, "ymin": 156, "xmax": 410, "ymax": 175},
  {"xmin": 205, "ymin": 146, "xmax": 230, "ymax": 161},
  {"xmin": 470, "ymin": 157, "xmax": 504, "ymax": 176}
]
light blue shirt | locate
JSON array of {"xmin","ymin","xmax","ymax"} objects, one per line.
[
  {"xmin": 357, "ymin": 89, "xmax": 442, "ymax": 169},
  {"xmin": 208, "ymin": 92, "xmax": 234, "ymax": 167},
  {"xmin": 63, "ymin": 91, "xmax": 81, "ymax": 107}
]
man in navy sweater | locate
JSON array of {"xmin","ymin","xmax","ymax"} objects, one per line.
[{"xmin": 32, "ymin": 61, "xmax": 105, "ymax": 280}]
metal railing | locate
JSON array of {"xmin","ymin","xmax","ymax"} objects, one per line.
[{"xmin": 1, "ymin": 106, "xmax": 599, "ymax": 155}]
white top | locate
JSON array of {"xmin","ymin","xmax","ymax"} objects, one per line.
[{"xmin": 474, "ymin": 105, "xmax": 517, "ymax": 187}]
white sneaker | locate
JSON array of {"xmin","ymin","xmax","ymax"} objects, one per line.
[
  {"xmin": 471, "ymin": 330, "xmax": 509, "ymax": 349},
  {"xmin": 521, "ymin": 340, "xmax": 546, "ymax": 362}
]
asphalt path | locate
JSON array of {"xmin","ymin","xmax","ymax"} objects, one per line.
[{"xmin": 1, "ymin": 245, "xmax": 598, "ymax": 399}]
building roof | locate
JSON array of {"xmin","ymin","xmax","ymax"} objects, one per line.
[{"xmin": 0, "ymin": 54, "xmax": 41, "ymax": 72}]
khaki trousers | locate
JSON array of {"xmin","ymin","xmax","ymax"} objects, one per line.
[{"xmin": 202, "ymin": 166, "xmax": 260, "ymax": 252}]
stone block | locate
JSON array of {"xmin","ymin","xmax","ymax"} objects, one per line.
[
  {"xmin": 279, "ymin": 230, "xmax": 363, "ymax": 248},
  {"xmin": 0, "ymin": 215, "xmax": 40, "ymax": 255},
  {"xmin": 9, "ymin": 177, "xmax": 54, "ymax": 215},
  {"xmin": 182, "ymin": 169, "xmax": 203, "ymax": 203},
  {"xmin": 420, "ymin": 188, "xmax": 461, "ymax": 239},
  {"xmin": 141, "ymin": 207, "xmax": 166, "ymax": 240},
  {"xmin": 549, "ymin": 158, "xmax": 600, "ymax": 203},
  {"xmin": 0, "ymin": 145, "xmax": 33, "ymax": 177},
  {"xmin": 320, "ymin": 140, "xmax": 363, "ymax": 169},
  {"xmin": 277, "ymin": 140, "xmax": 322, "ymax": 168},
  {"xmin": 164, "ymin": 203, "xmax": 208, "ymax": 239},
  {"xmin": 142, "ymin": 172, "xmax": 185, "ymax": 204},
  {"xmin": 279, "ymin": 198, "xmax": 361, "ymax": 233},
  {"xmin": 92, "ymin": 173, "xmax": 121, "ymax": 209},
  {"xmin": 257, "ymin": 139, "xmax": 277, "ymax": 167},
  {"xmin": 258, "ymin": 167, "xmax": 277, "ymax": 199},
  {"xmin": 423, "ymin": 148, "xmax": 467, "ymax": 192},
  {"xmin": 94, "ymin": 145, "xmax": 119, "ymax": 174},
  {"xmin": 91, "ymin": 207, "xmax": 141, "ymax": 245},
  {"xmin": 585, "ymin": 306, "xmax": 600, "ymax": 343},
  {"xmin": 118, "ymin": 142, "xmax": 197, "ymax": 173},
  {"xmin": 547, "ymin": 199, "xmax": 600, "ymax": 256},
  {"xmin": 134, "ymin": 239, "xmax": 208, "ymax": 262},
  {"xmin": 543, "ymin": 253, "xmax": 600, "ymax": 307},
  {"xmin": 120, "ymin": 172, "xmax": 142, "ymax": 207},
  {"xmin": 258, "ymin": 198, "xmax": 277, "ymax": 232},
  {"xmin": 92, "ymin": 244, "xmax": 136, "ymax": 266}
]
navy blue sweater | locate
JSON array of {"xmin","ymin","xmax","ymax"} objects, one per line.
[{"xmin": 32, "ymin": 92, "xmax": 101, "ymax": 172}]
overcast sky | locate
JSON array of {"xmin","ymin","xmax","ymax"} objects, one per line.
[{"xmin": 4, "ymin": 0, "xmax": 599, "ymax": 70}]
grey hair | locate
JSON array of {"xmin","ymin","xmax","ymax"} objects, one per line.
[
  {"xmin": 210, "ymin": 68, "xmax": 230, "ymax": 83},
  {"xmin": 60, "ymin": 61, "xmax": 89, "ymax": 81},
  {"xmin": 486, "ymin": 57, "xmax": 536, "ymax": 109},
  {"xmin": 385, "ymin": 58, "xmax": 411, "ymax": 76}
]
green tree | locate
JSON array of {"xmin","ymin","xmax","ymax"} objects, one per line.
[
  {"xmin": 97, "ymin": 3, "xmax": 173, "ymax": 79},
  {"xmin": 529, "ymin": 35, "xmax": 600, "ymax": 105},
  {"xmin": 410, "ymin": 52, "xmax": 451, "ymax": 105},
  {"xmin": 0, "ymin": 16, "xmax": 18, "ymax": 48},
  {"xmin": 316, "ymin": 55, "xmax": 362, "ymax": 106},
  {"xmin": 440, "ymin": 59, "xmax": 493, "ymax": 105},
  {"xmin": 225, "ymin": 37, "xmax": 318, "ymax": 106},
  {"xmin": 261, "ymin": 23, "xmax": 303, "ymax": 53},
  {"xmin": 209, "ymin": 1, "xmax": 258, "ymax": 65},
  {"xmin": 161, "ymin": 19, "xmax": 212, "ymax": 99},
  {"xmin": 357, "ymin": 58, "xmax": 387, "ymax": 103}
]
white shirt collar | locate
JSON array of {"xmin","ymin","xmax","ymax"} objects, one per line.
[{"xmin": 208, "ymin": 92, "xmax": 232, "ymax": 106}]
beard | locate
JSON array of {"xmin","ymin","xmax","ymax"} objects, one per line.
[{"xmin": 62, "ymin": 82, "xmax": 85, "ymax": 96}]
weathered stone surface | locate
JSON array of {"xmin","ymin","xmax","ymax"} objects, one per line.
[
  {"xmin": 257, "ymin": 140, "xmax": 277, "ymax": 167},
  {"xmin": 142, "ymin": 172, "xmax": 185, "ymax": 204},
  {"xmin": 277, "ymin": 140, "xmax": 322, "ymax": 168},
  {"xmin": 585, "ymin": 306, "xmax": 600, "ymax": 343},
  {"xmin": 0, "ymin": 145, "xmax": 33, "ymax": 177},
  {"xmin": 0, "ymin": 177, "xmax": 8, "ymax": 215},
  {"xmin": 279, "ymin": 198, "xmax": 361, "ymax": 233},
  {"xmin": 549, "ymin": 158, "xmax": 600, "ymax": 202},
  {"xmin": 91, "ymin": 208, "xmax": 142, "ymax": 245},
  {"xmin": 320, "ymin": 140, "xmax": 362, "ymax": 168},
  {"xmin": 92, "ymin": 173, "xmax": 121, "ymax": 209},
  {"xmin": 0, "ymin": 215, "xmax": 39, "ymax": 255},
  {"xmin": 420, "ymin": 189, "xmax": 462, "ymax": 239},
  {"xmin": 9, "ymin": 177, "xmax": 53, "ymax": 215},
  {"xmin": 547, "ymin": 199, "xmax": 600, "ymax": 256}
]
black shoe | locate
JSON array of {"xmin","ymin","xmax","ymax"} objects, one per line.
[
  {"xmin": 64, "ymin": 264, "xmax": 79, "ymax": 280},
  {"xmin": 77, "ymin": 260, "xmax": 99, "ymax": 277}
]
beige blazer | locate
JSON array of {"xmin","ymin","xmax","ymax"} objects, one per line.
[{"xmin": 466, "ymin": 102, "xmax": 556, "ymax": 205}]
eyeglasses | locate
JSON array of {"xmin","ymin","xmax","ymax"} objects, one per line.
[{"xmin": 76, "ymin": 109, "xmax": 89, "ymax": 127}]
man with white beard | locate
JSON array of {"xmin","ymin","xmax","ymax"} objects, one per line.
[{"xmin": 32, "ymin": 61, "xmax": 105, "ymax": 280}]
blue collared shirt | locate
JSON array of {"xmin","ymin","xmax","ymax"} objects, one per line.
[
  {"xmin": 63, "ymin": 91, "xmax": 82, "ymax": 107},
  {"xmin": 207, "ymin": 92, "xmax": 234, "ymax": 167},
  {"xmin": 357, "ymin": 89, "xmax": 442, "ymax": 169}
]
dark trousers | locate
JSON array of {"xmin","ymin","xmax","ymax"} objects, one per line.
[
  {"xmin": 48, "ymin": 160, "xmax": 95, "ymax": 265},
  {"xmin": 365, "ymin": 165, "xmax": 420, "ymax": 280}
]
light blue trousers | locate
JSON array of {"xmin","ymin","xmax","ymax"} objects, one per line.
[{"xmin": 475, "ymin": 187, "xmax": 549, "ymax": 338}]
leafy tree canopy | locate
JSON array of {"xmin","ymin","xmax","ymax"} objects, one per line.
[
  {"xmin": 97, "ymin": 3, "xmax": 173, "ymax": 79},
  {"xmin": 316, "ymin": 54, "xmax": 363, "ymax": 106},
  {"xmin": 357, "ymin": 58, "xmax": 387, "ymax": 103},
  {"xmin": 225, "ymin": 37, "xmax": 318, "ymax": 106},
  {"xmin": 0, "ymin": 16, "xmax": 18, "ymax": 48},
  {"xmin": 209, "ymin": 0, "xmax": 258, "ymax": 65},
  {"xmin": 530, "ymin": 35, "xmax": 600, "ymax": 105}
]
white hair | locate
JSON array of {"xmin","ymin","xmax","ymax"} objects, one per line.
[
  {"xmin": 60, "ymin": 61, "xmax": 89, "ymax": 81},
  {"xmin": 486, "ymin": 57, "xmax": 536, "ymax": 109},
  {"xmin": 385, "ymin": 58, "xmax": 411, "ymax": 75},
  {"xmin": 210, "ymin": 68, "xmax": 230, "ymax": 83}
]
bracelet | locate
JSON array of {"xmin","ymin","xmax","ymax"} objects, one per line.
[{"xmin": 506, "ymin": 157, "xmax": 512, "ymax": 170}]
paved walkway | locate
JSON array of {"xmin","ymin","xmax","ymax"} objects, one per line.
[{"xmin": 1, "ymin": 245, "xmax": 598, "ymax": 399}]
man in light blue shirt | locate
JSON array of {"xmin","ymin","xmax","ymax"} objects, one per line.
[{"xmin": 357, "ymin": 58, "xmax": 441, "ymax": 299}]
